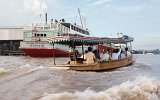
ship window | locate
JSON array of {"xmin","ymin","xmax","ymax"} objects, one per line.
[
  {"xmin": 82, "ymin": 30, "xmax": 84, "ymax": 34},
  {"xmin": 66, "ymin": 28, "xmax": 68, "ymax": 33},
  {"xmin": 35, "ymin": 34, "xmax": 37, "ymax": 37},
  {"xmin": 37, "ymin": 34, "xmax": 40, "ymax": 37},
  {"xmin": 77, "ymin": 28, "xmax": 79, "ymax": 32},
  {"xmin": 80, "ymin": 29, "xmax": 82, "ymax": 33},
  {"xmin": 71, "ymin": 25, "xmax": 73, "ymax": 30},
  {"xmin": 41, "ymin": 34, "xmax": 43, "ymax": 37},
  {"xmin": 87, "ymin": 32, "xmax": 89, "ymax": 35},
  {"xmin": 74, "ymin": 26, "xmax": 75, "ymax": 31},
  {"xmin": 44, "ymin": 34, "xmax": 46, "ymax": 37},
  {"xmin": 57, "ymin": 33, "xmax": 60, "ymax": 36}
]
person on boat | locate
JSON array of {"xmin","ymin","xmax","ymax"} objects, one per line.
[
  {"xmin": 81, "ymin": 50, "xmax": 88, "ymax": 59},
  {"xmin": 93, "ymin": 49, "xmax": 101, "ymax": 60},
  {"xmin": 67, "ymin": 49, "xmax": 83, "ymax": 64},
  {"xmin": 125, "ymin": 47, "xmax": 131, "ymax": 57},
  {"xmin": 100, "ymin": 49, "xmax": 110, "ymax": 61},
  {"xmin": 75, "ymin": 50, "xmax": 84, "ymax": 62},
  {"xmin": 69, "ymin": 49, "xmax": 80, "ymax": 61},
  {"xmin": 84, "ymin": 47, "xmax": 95, "ymax": 64},
  {"xmin": 111, "ymin": 48, "xmax": 121, "ymax": 60},
  {"xmin": 120, "ymin": 50, "xmax": 126, "ymax": 59}
]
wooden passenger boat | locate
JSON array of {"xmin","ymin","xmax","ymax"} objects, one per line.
[
  {"xmin": 50, "ymin": 56, "xmax": 134, "ymax": 71},
  {"xmin": 48, "ymin": 36, "xmax": 134, "ymax": 71}
]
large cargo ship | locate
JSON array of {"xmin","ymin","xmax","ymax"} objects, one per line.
[{"xmin": 19, "ymin": 14, "xmax": 90, "ymax": 57}]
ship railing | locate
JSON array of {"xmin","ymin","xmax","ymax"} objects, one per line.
[
  {"xmin": 23, "ymin": 23, "xmax": 57, "ymax": 30},
  {"xmin": 23, "ymin": 23, "xmax": 70, "ymax": 34}
]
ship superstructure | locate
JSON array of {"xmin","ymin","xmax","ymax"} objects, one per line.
[{"xmin": 20, "ymin": 14, "xmax": 90, "ymax": 57}]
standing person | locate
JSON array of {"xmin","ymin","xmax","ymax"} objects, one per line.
[
  {"xmin": 120, "ymin": 50, "xmax": 126, "ymax": 59},
  {"xmin": 100, "ymin": 49, "xmax": 110, "ymax": 61},
  {"xmin": 111, "ymin": 48, "xmax": 121, "ymax": 60},
  {"xmin": 125, "ymin": 47, "xmax": 131, "ymax": 57},
  {"xmin": 84, "ymin": 47, "xmax": 95, "ymax": 64}
]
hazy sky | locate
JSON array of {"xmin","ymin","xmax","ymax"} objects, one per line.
[{"xmin": 0, "ymin": 0, "xmax": 160, "ymax": 50}]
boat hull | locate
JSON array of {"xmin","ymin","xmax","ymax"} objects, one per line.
[
  {"xmin": 20, "ymin": 41, "xmax": 71, "ymax": 57},
  {"xmin": 20, "ymin": 41, "xmax": 111, "ymax": 57},
  {"xmin": 50, "ymin": 56, "xmax": 134, "ymax": 71},
  {"xmin": 20, "ymin": 48, "xmax": 69, "ymax": 57}
]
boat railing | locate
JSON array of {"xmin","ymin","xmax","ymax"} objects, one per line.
[{"xmin": 99, "ymin": 55, "xmax": 133, "ymax": 63}]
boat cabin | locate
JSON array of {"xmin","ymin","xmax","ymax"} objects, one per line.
[{"xmin": 61, "ymin": 23, "xmax": 89, "ymax": 37}]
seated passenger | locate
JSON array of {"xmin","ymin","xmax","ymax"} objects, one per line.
[
  {"xmin": 120, "ymin": 50, "xmax": 126, "ymax": 59},
  {"xmin": 93, "ymin": 49, "xmax": 101, "ymax": 60},
  {"xmin": 111, "ymin": 49, "xmax": 121, "ymax": 60},
  {"xmin": 68, "ymin": 49, "xmax": 83, "ymax": 63},
  {"xmin": 100, "ymin": 49, "xmax": 110, "ymax": 61},
  {"xmin": 81, "ymin": 50, "xmax": 88, "ymax": 59},
  {"xmin": 84, "ymin": 47, "xmax": 95, "ymax": 64},
  {"xmin": 125, "ymin": 47, "xmax": 131, "ymax": 57},
  {"xmin": 69, "ymin": 49, "xmax": 80, "ymax": 61}
]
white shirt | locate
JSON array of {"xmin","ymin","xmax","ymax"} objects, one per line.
[
  {"xmin": 101, "ymin": 53, "xmax": 110, "ymax": 61},
  {"xmin": 84, "ymin": 52, "xmax": 95, "ymax": 64},
  {"xmin": 126, "ymin": 51, "xmax": 131, "ymax": 57},
  {"xmin": 111, "ymin": 49, "xmax": 121, "ymax": 60},
  {"xmin": 121, "ymin": 53, "xmax": 126, "ymax": 59}
]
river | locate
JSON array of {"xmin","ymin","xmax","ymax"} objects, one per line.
[{"xmin": 0, "ymin": 54, "xmax": 160, "ymax": 100}]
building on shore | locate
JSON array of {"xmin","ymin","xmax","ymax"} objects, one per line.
[{"xmin": 0, "ymin": 27, "xmax": 25, "ymax": 55}]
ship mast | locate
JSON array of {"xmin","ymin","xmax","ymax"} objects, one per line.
[{"xmin": 78, "ymin": 8, "xmax": 83, "ymax": 29}]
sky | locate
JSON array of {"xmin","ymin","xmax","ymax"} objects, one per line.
[{"xmin": 0, "ymin": 0, "xmax": 160, "ymax": 50}]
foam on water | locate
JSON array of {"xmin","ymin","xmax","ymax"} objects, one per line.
[
  {"xmin": 39, "ymin": 76, "xmax": 160, "ymax": 100},
  {"xmin": 29, "ymin": 66, "xmax": 46, "ymax": 72},
  {"xmin": 0, "ymin": 67, "xmax": 9, "ymax": 74},
  {"xmin": 0, "ymin": 65, "xmax": 46, "ymax": 84}
]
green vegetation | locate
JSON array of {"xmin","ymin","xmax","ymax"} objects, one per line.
[{"xmin": 132, "ymin": 49, "xmax": 160, "ymax": 54}]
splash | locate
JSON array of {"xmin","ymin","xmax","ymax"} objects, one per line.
[
  {"xmin": 39, "ymin": 76, "xmax": 160, "ymax": 100},
  {"xmin": 0, "ymin": 67, "xmax": 9, "ymax": 74}
]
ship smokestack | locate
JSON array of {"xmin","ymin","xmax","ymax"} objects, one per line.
[{"xmin": 45, "ymin": 13, "xmax": 48, "ymax": 24}]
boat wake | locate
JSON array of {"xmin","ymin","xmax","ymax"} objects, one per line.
[
  {"xmin": 40, "ymin": 76, "xmax": 160, "ymax": 100},
  {"xmin": 0, "ymin": 65, "xmax": 46, "ymax": 84},
  {"xmin": 0, "ymin": 67, "xmax": 9, "ymax": 75}
]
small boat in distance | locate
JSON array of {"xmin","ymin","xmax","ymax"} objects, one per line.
[{"xmin": 48, "ymin": 36, "xmax": 134, "ymax": 71}]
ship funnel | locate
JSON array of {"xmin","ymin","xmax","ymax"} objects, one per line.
[{"xmin": 45, "ymin": 13, "xmax": 48, "ymax": 24}]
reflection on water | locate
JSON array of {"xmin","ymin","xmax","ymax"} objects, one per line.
[{"xmin": 0, "ymin": 55, "xmax": 160, "ymax": 100}]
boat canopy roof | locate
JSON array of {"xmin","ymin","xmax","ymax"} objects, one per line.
[
  {"xmin": 48, "ymin": 36, "xmax": 103, "ymax": 46},
  {"xmin": 102, "ymin": 37, "xmax": 134, "ymax": 44},
  {"xmin": 47, "ymin": 36, "xmax": 134, "ymax": 46}
]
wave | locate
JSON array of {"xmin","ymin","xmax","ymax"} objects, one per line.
[
  {"xmin": 39, "ymin": 76, "xmax": 160, "ymax": 100},
  {"xmin": 0, "ymin": 67, "xmax": 10, "ymax": 74},
  {"xmin": 0, "ymin": 65, "xmax": 46, "ymax": 84}
]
